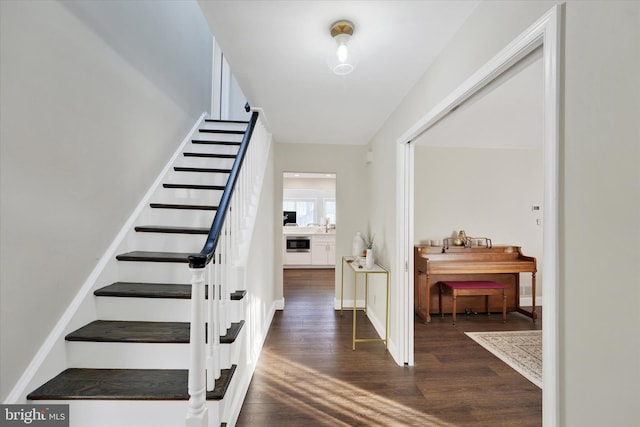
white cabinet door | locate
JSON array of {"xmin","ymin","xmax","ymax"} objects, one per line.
[
  {"xmin": 285, "ymin": 251, "xmax": 312, "ymax": 265},
  {"xmin": 311, "ymin": 235, "xmax": 336, "ymax": 266},
  {"xmin": 311, "ymin": 240, "xmax": 326, "ymax": 265}
]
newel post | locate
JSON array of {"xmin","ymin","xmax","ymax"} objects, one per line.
[{"xmin": 186, "ymin": 263, "xmax": 207, "ymax": 427}]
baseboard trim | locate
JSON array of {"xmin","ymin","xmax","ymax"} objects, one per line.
[
  {"xmin": 3, "ymin": 113, "xmax": 207, "ymax": 404},
  {"xmin": 520, "ymin": 296, "xmax": 543, "ymax": 307}
]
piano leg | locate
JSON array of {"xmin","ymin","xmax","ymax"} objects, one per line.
[{"xmin": 515, "ymin": 271, "xmax": 538, "ymax": 322}]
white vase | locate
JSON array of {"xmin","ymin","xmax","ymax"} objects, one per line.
[
  {"xmin": 365, "ymin": 248, "xmax": 374, "ymax": 269},
  {"xmin": 352, "ymin": 232, "xmax": 365, "ymax": 257}
]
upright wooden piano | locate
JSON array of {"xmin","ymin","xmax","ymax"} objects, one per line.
[{"xmin": 414, "ymin": 245, "xmax": 537, "ymax": 323}]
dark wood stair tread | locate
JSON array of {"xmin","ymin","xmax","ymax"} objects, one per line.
[
  {"xmin": 204, "ymin": 119, "xmax": 248, "ymax": 124},
  {"xmin": 174, "ymin": 166, "xmax": 231, "ymax": 174},
  {"xmin": 134, "ymin": 225, "xmax": 209, "ymax": 235},
  {"xmin": 221, "ymin": 320, "xmax": 244, "ymax": 344},
  {"xmin": 150, "ymin": 203, "xmax": 217, "ymax": 210},
  {"xmin": 65, "ymin": 320, "xmax": 244, "ymax": 344},
  {"xmin": 184, "ymin": 152, "xmax": 236, "ymax": 159},
  {"xmin": 163, "ymin": 183, "xmax": 225, "ymax": 191},
  {"xmin": 191, "ymin": 140, "xmax": 241, "ymax": 146},
  {"xmin": 116, "ymin": 251, "xmax": 191, "ymax": 263},
  {"xmin": 231, "ymin": 290, "xmax": 247, "ymax": 301},
  {"xmin": 95, "ymin": 282, "xmax": 194, "ymax": 299},
  {"xmin": 66, "ymin": 320, "xmax": 190, "ymax": 343},
  {"xmin": 27, "ymin": 366, "xmax": 235, "ymax": 401},
  {"xmin": 198, "ymin": 129, "xmax": 244, "ymax": 134},
  {"xmin": 94, "ymin": 283, "xmax": 246, "ymax": 301}
]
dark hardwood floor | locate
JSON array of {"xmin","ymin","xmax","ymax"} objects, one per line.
[{"xmin": 236, "ymin": 269, "xmax": 542, "ymax": 426}]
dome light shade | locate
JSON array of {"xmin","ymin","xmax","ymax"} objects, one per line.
[{"xmin": 328, "ymin": 20, "xmax": 356, "ymax": 75}]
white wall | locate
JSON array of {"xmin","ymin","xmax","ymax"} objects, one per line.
[
  {"xmin": 0, "ymin": 0, "xmax": 212, "ymax": 401},
  {"xmin": 414, "ymin": 146, "xmax": 543, "ymax": 297},
  {"xmin": 273, "ymin": 143, "xmax": 369, "ymax": 304},
  {"xmin": 368, "ymin": 1, "xmax": 639, "ymax": 425},
  {"xmin": 561, "ymin": 2, "xmax": 639, "ymax": 425},
  {"xmin": 227, "ymin": 74, "xmax": 252, "ymax": 122}
]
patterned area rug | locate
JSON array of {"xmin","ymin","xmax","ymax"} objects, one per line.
[{"xmin": 465, "ymin": 330, "xmax": 542, "ymax": 389}]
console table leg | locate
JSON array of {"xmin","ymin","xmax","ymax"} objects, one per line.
[
  {"xmin": 452, "ymin": 292, "xmax": 457, "ymax": 325},
  {"xmin": 502, "ymin": 291, "xmax": 507, "ymax": 323}
]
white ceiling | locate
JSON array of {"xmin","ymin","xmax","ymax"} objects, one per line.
[{"xmin": 198, "ymin": 0, "xmax": 480, "ymax": 145}]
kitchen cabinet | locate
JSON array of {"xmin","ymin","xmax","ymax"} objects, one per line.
[{"xmin": 311, "ymin": 235, "xmax": 336, "ymax": 266}]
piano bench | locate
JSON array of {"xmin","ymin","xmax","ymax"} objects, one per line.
[{"xmin": 438, "ymin": 281, "xmax": 508, "ymax": 325}]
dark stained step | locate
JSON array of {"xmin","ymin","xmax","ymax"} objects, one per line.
[
  {"xmin": 150, "ymin": 203, "xmax": 217, "ymax": 211},
  {"xmin": 174, "ymin": 166, "xmax": 231, "ymax": 174},
  {"xmin": 220, "ymin": 320, "xmax": 244, "ymax": 344},
  {"xmin": 191, "ymin": 140, "xmax": 241, "ymax": 146},
  {"xmin": 94, "ymin": 283, "xmax": 246, "ymax": 301},
  {"xmin": 163, "ymin": 183, "xmax": 225, "ymax": 191},
  {"xmin": 27, "ymin": 366, "xmax": 235, "ymax": 401},
  {"xmin": 94, "ymin": 282, "xmax": 194, "ymax": 299},
  {"xmin": 134, "ymin": 225, "xmax": 209, "ymax": 234},
  {"xmin": 66, "ymin": 320, "xmax": 244, "ymax": 344},
  {"xmin": 116, "ymin": 251, "xmax": 191, "ymax": 263},
  {"xmin": 204, "ymin": 119, "xmax": 248, "ymax": 124},
  {"xmin": 66, "ymin": 320, "xmax": 190, "ymax": 343},
  {"xmin": 198, "ymin": 129, "xmax": 244, "ymax": 134},
  {"xmin": 231, "ymin": 290, "xmax": 247, "ymax": 301},
  {"xmin": 184, "ymin": 152, "xmax": 236, "ymax": 159}
]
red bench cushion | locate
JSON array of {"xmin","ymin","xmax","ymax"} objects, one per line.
[{"xmin": 440, "ymin": 281, "xmax": 508, "ymax": 290}]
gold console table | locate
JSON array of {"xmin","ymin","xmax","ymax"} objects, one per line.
[{"xmin": 340, "ymin": 256, "xmax": 389, "ymax": 350}]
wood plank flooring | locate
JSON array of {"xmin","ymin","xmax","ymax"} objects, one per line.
[{"xmin": 236, "ymin": 269, "xmax": 542, "ymax": 427}]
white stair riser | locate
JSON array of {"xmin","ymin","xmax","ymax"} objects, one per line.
[
  {"xmin": 66, "ymin": 342, "xmax": 232, "ymax": 370},
  {"xmin": 96, "ymin": 297, "xmax": 191, "ymax": 322},
  {"xmin": 31, "ymin": 400, "xmax": 221, "ymax": 427},
  {"xmin": 226, "ymin": 327, "xmax": 244, "ymax": 368},
  {"xmin": 143, "ymin": 209, "xmax": 216, "ymax": 228},
  {"xmin": 200, "ymin": 121, "xmax": 247, "ymax": 131},
  {"xmin": 133, "ymin": 232, "xmax": 206, "ymax": 253},
  {"xmin": 182, "ymin": 144, "xmax": 239, "ymax": 155},
  {"xmin": 152, "ymin": 188, "xmax": 223, "ymax": 204},
  {"xmin": 192, "ymin": 132, "xmax": 242, "ymax": 143},
  {"xmin": 174, "ymin": 156, "xmax": 236, "ymax": 170},
  {"xmin": 96, "ymin": 297, "xmax": 243, "ymax": 323},
  {"xmin": 164, "ymin": 171, "xmax": 230, "ymax": 186},
  {"xmin": 228, "ymin": 299, "xmax": 244, "ymax": 324},
  {"xmin": 117, "ymin": 262, "xmax": 192, "ymax": 284}
]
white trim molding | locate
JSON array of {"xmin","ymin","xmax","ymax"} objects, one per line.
[{"xmin": 396, "ymin": 5, "xmax": 561, "ymax": 426}]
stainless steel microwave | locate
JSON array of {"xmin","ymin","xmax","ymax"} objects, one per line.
[{"xmin": 286, "ymin": 236, "xmax": 311, "ymax": 252}]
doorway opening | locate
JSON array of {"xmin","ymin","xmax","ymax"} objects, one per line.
[
  {"xmin": 395, "ymin": 6, "xmax": 561, "ymax": 425},
  {"xmin": 281, "ymin": 172, "xmax": 337, "ymax": 270}
]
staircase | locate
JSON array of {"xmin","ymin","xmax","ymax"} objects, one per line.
[{"xmin": 25, "ymin": 116, "xmax": 267, "ymax": 427}]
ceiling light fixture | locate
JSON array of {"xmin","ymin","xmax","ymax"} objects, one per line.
[{"xmin": 329, "ymin": 20, "xmax": 356, "ymax": 75}]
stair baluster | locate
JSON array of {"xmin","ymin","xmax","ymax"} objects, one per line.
[
  {"xmin": 186, "ymin": 266, "xmax": 208, "ymax": 426},
  {"xmin": 187, "ymin": 111, "xmax": 259, "ymax": 427},
  {"xmin": 206, "ymin": 250, "xmax": 220, "ymax": 389}
]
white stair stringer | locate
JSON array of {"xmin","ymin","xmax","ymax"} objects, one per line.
[{"xmin": 31, "ymin": 400, "xmax": 223, "ymax": 427}]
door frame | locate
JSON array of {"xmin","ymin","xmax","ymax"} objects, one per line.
[{"xmin": 395, "ymin": 5, "xmax": 561, "ymax": 425}]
